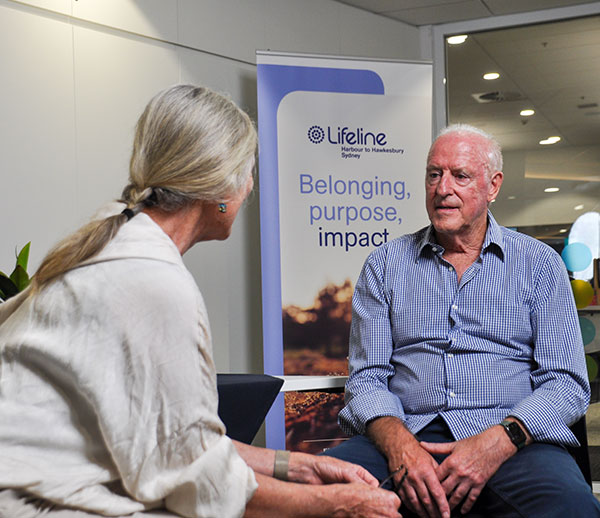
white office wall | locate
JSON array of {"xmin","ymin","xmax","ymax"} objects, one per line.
[
  {"xmin": 73, "ymin": 26, "xmax": 181, "ymax": 215},
  {"xmin": 0, "ymin": 6, "xmax": 78, "ymax": 278},
  {"xmin": 0, "ymin": 0, "xmax": 422, "ymax": 373}
]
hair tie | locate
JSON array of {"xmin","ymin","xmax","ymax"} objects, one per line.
[{"xmin": 121, "ymin": 208, "xmax": 135, "ymax": 220}]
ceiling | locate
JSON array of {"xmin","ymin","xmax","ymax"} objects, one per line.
[
  {"xmin": 446, "ymin": 14, "xmax": 600, "ymax": 152},
  {"xmin": 334, "ymin": 0, "xmax": 600, "ymax": 26}
]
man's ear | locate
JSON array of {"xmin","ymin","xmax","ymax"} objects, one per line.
[{"xmin": 488, "ymin": 171, "xmax": 503, "ymax": 202}]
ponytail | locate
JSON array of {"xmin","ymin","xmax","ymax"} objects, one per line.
[
  {"xmin": 32, "ymin": 214, "xmax": 128, "ymax": 291},
  {"xmin": 32, "ymin": 187, "xmax": 154, "ymax": 291}
]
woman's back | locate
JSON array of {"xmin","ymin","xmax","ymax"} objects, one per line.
[{"xmin": 0, "ymin": 211, "xmax": 255, "ymax": 516}]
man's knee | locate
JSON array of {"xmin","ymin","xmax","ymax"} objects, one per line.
[{"xmin": 485, "ymin": 443, "xmax": 600, "ymax": 517}]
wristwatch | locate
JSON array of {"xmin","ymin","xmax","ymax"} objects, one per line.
[{"xmin": 500, "ymin": 419, "xmax": 527, "ymax": 450}]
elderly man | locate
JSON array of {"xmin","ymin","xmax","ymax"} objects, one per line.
[{"xmin": 324, "ymin": 124, "xmax": 599, "ymax": 517}]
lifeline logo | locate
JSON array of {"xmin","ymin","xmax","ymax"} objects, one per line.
[
  {"xmin": 307, "ymin": 125, "xmax": 325, "ymax": 144},
  {"xmin": 307, "ymin": 125, "xmax": 386, "ymax": 146},
  {"xmin": 307, "ymin": 124, "xmax": 403, "ymax": 160}
]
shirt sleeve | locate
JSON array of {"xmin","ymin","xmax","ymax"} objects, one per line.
[
  {"xmin": 70, "ymin": 258, "xmax": 257, "ymax": 518},
  {"xmin": 509, "ymin": 250, "xmax": 590, "ymax": 446},
  {"xmin": 339, "ymin": 248, "xmax": 405, "ymax": 436}
]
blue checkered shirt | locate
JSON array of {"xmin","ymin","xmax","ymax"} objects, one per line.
[{"xmin": 339, "ymin": 212, "xmax": 589, "ymax": 446}]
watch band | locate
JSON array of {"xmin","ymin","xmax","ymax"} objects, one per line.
[
  {"xmin": 273, "ymin": 449, "xmax": 290, "ymax": 480},
  {"xmin": 500, "ymin": 419, "xmax": 527, "ymax": 450}
]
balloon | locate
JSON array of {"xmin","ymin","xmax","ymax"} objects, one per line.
[
  {"xmin": 561, "ymin": 242, "xmax": 593, "ymax": 272},
  {"xmin": 586, "ymin": 355, "xmax": 598, "ymax": 382},
  {"xmin": 571, "ymin": 279, "xmax": 595, "ymax": 309},
  {"xmin": 579, "ymin": 317, "xmax": 596, "ymax": 346}
]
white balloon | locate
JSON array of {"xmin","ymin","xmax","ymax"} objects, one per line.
[{"xmin": 568, "ymin": 212, "xmax": 600, "ymax": 282}]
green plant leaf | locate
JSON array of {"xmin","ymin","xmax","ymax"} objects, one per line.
[
  {"xmin": 0, "ymin": 272, "xmax": 18, "ymax": 299},
  {"xmin": 10, "ymin": 265, "xmax": 30, "ymax": 292},
  {"xmin": 16, "ymin": 242, "xmax": 30, "ymax": 272}
]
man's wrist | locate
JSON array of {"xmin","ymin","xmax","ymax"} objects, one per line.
[
  {"xmin": 366, "ymin": 416, "xmax": 411, "ymax": 444},
  {"xmin": 366, "ymin": 416, "xmax": 417, "ymax": 468}
]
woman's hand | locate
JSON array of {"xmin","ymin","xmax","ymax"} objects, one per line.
[
  {"xmin": 323, "ymin": 483, "xmax": 402, "ymax": 518},
  {"xmin": 288, "ymin": 452, "xmax": 378, "ymax": 486},
  {"xmin": 232, "ymin": 440, "xmax": 377, "ymax": 487},
  {"xmin": 245, "ymin": 475, "xmax": 401, "ymax": 518}
]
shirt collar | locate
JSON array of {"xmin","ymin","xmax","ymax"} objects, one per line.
[
  {"xmin": 417, "ymin": 210, "xmax": 505, "ymax": 261},
  {"xmin": 80, "ymin": 210, "xmax": 184, "ymax": 268},
  {"xmin": 482, "ymin": 211, "xmax": 505, "ymax": 259}
]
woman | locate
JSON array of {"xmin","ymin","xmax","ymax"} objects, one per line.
[{"xmin": 0, "ymin": 85, "xmax": 400, "ymax": 518}]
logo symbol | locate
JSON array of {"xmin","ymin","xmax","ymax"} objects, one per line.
[{"xmin": 307, "ymin": 125, "xmax": 325, "ymax": 144}]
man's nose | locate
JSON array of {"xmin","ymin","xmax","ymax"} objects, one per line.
[{"xmin": 436, "ymin": 172, "xmax": 454, "ymax": 195}]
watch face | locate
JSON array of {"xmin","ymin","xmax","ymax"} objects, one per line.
[{"xmin": 504, "ymin": 421, "xmax": 526, "ymax": 447}]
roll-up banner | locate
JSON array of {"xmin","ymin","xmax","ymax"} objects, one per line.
[{"xmin": 257, "ymin": 51, "xmax": 432, "ymax": 450}]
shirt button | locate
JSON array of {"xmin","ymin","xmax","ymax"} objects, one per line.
[
  {"xmin": 451, "ymin": 304, "xmax": 458, "ymax": 310},
  {"xmin": 449, "ymin": 391, "xmax": 456, "ymax": 397},
  {"xmin": 447, "ymin": 353, "xmax": 454, "ymax": 358},
  {"xmin": 448, "ymin": 266, "xmax": 453, "ymax": 271}
]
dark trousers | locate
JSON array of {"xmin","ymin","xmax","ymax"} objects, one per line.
[{"xmin": 322, "ymin": 418, "xmax": 600, "ymax": 518}]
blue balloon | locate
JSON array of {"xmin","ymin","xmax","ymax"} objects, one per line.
[
  {"xmin": 561, "ymin": 242, "xmax": 593, "ymax": 272},
  {"xmin": 579, "ymin": 317, "xmax": 596, "ymax": 347}
]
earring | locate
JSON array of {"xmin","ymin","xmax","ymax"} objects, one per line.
[{"xmin": 218, "ymin": 203, "xmax": 227, "ymax": 213}]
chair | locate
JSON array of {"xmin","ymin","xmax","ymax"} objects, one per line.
[{"xmin": 566, "ymin": 415, "xmax": 593, "ymax": 487}]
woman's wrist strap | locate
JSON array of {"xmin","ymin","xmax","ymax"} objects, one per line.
[{"xmin": 273, "ymin": 450, "xmax": 290, "ymax": 481}]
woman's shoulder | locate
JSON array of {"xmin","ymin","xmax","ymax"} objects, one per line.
[{"xmin": 85, "ymin": 256, "xmax": 200, "ymax": 318}]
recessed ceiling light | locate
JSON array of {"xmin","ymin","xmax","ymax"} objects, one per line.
[
  {"xmin": 520, "ymin": 109, "xmax": 535, "ymax": 116},
  {"xmin": 539, "ymin": 136, "xmax": 561, "ymax": 145},
  {"xmin": 483, "ymin": 72, "xmax": 500, "ymax": 80},
  {"xmin": 447, "ymin": 35, "xmax": 468, "ymax": 45},
  {"xmin": 507, "ymin": 196, "xmax": 516, "ymax": 200},
  {"xmin": 559, "ymin": 228, "xmax": 568, "ymax": 233},
  {"xmin": 544, "ymin": 187, "xmax": 560, "ymax": 193},
  {"xmin": 575, "ymin": 204, "xmax": 584, "ymax": 210}
]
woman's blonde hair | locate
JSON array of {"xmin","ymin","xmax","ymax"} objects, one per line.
[{"xmin": 33, "ymin": 84, "xmax": 257, "ymax": 291}]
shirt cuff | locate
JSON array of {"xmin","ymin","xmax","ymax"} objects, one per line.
[
  {"xmin": 165, "ymin": 436, "xmax": 257, "ymax": 518},
  {"xmin": 509, "ymin": 394, "xmax": 580, "ymax": 447},
  {"xmin": 339, "ymin": 389, "xmax": 404, "ymax": 436}
]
